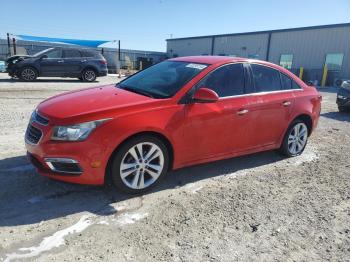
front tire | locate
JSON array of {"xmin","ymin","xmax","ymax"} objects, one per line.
[
  {"xmin": 19, "ymin": 67, "xmax": 38, "ymax": 81},
  {"xmin": 280, "ymin": 120, "xmax": 308, "ymax": 157},
  {"xmin": 111, "ymin": 135, "xmax": 169, "ymax": 194},
  {"xmin": 81, "ymin": 68, "xmax": 97, "ymax": 82},
  {"xmin": 338, "ymin": 105, "xmax": 347, "ymax": 113}
]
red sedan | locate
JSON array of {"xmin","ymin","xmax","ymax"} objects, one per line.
[{"xmin": 25, "ymin": 56, "xmax": 321, "ymax": 193}]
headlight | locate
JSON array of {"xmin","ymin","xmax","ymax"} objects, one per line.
[{"xmin": 51, "ymin": 119, "xmax": 110, "ymax": 141}]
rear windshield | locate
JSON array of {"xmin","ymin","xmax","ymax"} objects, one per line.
[{"xmin": 117, "ymin": 61, "xmax": 208, "ymax": 99}]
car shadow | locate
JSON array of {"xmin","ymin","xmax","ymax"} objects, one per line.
[
  {"xmin": 0, "ymin": 151, "xmax": 283, "ymax": 227},
  {"xmin": 321, "ymin": 111, "xmax": 350, "ymax": 122}
]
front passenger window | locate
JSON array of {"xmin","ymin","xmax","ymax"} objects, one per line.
[
  {"xmin": 197, "ymin": 64, "xmax": 245, "ymax": 97},
  {"xmin": 45, "ymin": 49, "xmax": 62, "ymax": 59}
]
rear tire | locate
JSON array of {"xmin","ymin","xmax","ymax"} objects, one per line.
[
  {"xmin": 18, "ymin": 67, "xmax": 38, "ymax": 81},
  {"xmin": 279, "ymin": 120, "xmax": 308, "ymax": 157},
  {"xmin": 81, "ymin": 68, "xmax": 97, "ymax": 82},
  {"xmin": 110, "ymin": 135, "xmax": 169, "ymax": 194}
]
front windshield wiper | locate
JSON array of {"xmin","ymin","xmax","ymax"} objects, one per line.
[{"xmin": 118, "ymin": 85, "xmax": 157, "ymax": 99}]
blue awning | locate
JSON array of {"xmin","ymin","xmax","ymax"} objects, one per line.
[{"xmin": 15, "ymin": 35, "xmax": 110, "ymax": 48}]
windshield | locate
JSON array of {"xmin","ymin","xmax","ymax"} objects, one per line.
[
  {"xmin": 117, "ymin": 61, "xmax": 208, "ymax": 98},
  {"xmin": 33, "ymin": 48, "xmax": 54, "ymax": 57}
]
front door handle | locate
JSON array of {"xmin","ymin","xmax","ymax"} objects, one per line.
[
  {"xmin": 282, "ymin": 101, "xmax": 291, "ymax": 107},
  {"xmin": 57, "ymin": 60, "xmax": 64, "ymax": 63},
  {"xmin": 237, "ymin": 109, "xmax": 249, "ymax": 115}
]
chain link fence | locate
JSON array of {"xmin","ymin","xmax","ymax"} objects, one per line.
[{"xmin": 0, "ymin": 39, "xmax": 167, "ymax": 74}]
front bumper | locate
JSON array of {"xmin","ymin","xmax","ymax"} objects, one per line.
[
  {"xmin": 337, "ymin": 88, "xmax": 350, "ymax": 108},
  {"xmin": 25, "ymin": 121, "xmax": 109, "ymax": 185}
]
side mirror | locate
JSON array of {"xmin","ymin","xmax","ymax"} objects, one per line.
[
  {"xmin": 40, "ymin": 55, "xmax": 48, "ymax": 59},
  {"xmin": 192, "ymin": 88, "xmax": 219, "ymax": 103}
]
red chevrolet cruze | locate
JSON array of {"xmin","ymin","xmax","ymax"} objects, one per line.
[{"xmin": 25, "ymin": 56, "xmax": 321, "ymax": 193}]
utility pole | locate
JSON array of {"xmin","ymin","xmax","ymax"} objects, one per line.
[
  {"xmin": 12, "ymin": 37, "xmax": 17, "ymax": 55},
  {"xmin": 118, "ymin": 40, "xmax": 121, "ymax": 78},
  {"xmin": 7, "ymin": 33, "xmax": 11, "ymax": 57}
]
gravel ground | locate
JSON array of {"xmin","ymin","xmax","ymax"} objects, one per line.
[{"xmin": 0, "ymin": 72, "xmax": 349, "ymax": 262}]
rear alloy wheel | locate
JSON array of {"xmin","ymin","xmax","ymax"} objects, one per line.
[
  {"xmin": 111, "ymin": 136, "xmax": 169, "ymax": 194},
  {"xmin": 82, "ymin": 69, "xmax": 96, "ymax": 82},
  {"xmin": 19, "ymin": 67, "xmax": 37, "ymax": 81},
  {"xmin": 280, "ymin": 120, "xmax": 308, "ymax": 157}
]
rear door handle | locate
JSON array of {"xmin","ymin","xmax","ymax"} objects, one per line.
[
  {"xmin": 57, "ymin": 60, "xmax": 64, "ymax": 63},
  {"xmin": 237, "ymin": 109, "xmax": 249, "ymax": 115},
  {"xmin": 282, "ymin": 101, "xmax": 291, "ymax": 107}
]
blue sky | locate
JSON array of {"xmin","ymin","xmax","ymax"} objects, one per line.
[{"xmin": 1, "ymin": 0, "xmax": 349, "ymax": 51}]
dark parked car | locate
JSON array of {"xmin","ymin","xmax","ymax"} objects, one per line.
[
  {"xmin": 6, "ymin": 47, "xmax": 108, "ymax": 82},
  {"xmin": 337, "ymin": 80, "xmax": 350, "ymax": 112}
]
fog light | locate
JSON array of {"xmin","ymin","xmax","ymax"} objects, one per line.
[{"xmin": 44, "ymin": 158, "xmax": 83, "ymax": 175}]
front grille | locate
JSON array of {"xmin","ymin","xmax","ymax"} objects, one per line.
[
  {"xmin": 25, "ymin": 124, "xmax": 42, "ymax": 145},
  {"xmin": 32, "ymin": 111, "xmax": 49, "ymax": 125}
]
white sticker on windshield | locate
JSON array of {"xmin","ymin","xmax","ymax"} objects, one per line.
[{"xmin": 186, "ymin": 63, "xmax": 207, "ymax": 70}]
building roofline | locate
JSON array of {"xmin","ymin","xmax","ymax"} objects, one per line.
[{"xmin": 166, "ymin": 22, "xmax": 350, "ymax": 41}]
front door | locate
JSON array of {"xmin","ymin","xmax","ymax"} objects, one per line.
[
  {"xmin": 180, "ymin": 63, "xmax": 254, "ymax": 163},
  {"xmin": 40, "ymin": 49, "xmax": 65, "ymax": 76}
]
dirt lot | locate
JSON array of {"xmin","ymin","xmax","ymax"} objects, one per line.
[{"xmin": 0, "ymin": 72, "xmax": 349, "ymax": 262}]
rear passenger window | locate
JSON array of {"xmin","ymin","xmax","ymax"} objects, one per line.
[
  {"xmin": 63, "ymin": 50, "xmax": 81, "ymax": 58},
  {"xmin": 292, "ymin": 81, "xmax": 302, "ymax": 89},
  {"xmin": 280, "ymin": 73, "xmax": 292, "ymax": 90},
  {"xmin": 251, "ymin": 64, "xmax": 281, "ymax": 92},
  {"xmin": 81, "ymin": 50, "xmax": 95, "ymax": 58},
  {"xmin": 280, "ymin": 73, "xmax": 302, "ymax": 90},
  {"xmin": 198, "ymin": 63, "xmax": 245, "ymax": 97}
]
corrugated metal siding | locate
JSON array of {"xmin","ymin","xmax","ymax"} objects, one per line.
[
  {"xmin": 213, "ymin": 34, "xmax": 269, "ymax": 59},
  {"xmin": 167, "ymin": 37, "xmax": 212, "ymax": 57},
  {"xmin": 269, "ymin": 26, "xmax": 350, "ymax": 78}
]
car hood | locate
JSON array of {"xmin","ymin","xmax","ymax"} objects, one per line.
[
  {"xmin": 37, "ymin": 84, "xmax": 156, "ymax": 122},
  {"xmin": 6, "ymin": 55, "xmax": 33, "ymax": 63}
]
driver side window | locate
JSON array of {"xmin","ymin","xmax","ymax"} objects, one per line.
[
  {"xmin": 45, "ymin": 49, "xmax": 62, "ymax": 59},
  {"xmin": 197, "ymin": 63, "xmax": 245, "ymax": 97}
]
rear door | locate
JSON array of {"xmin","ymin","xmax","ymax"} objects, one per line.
[
  {"xmin": 39, "ymin": 49, "xmax": 65, "ymax": 76},
  {"xmin": 181, "ymin": 63, "xmax": 254, "ymax": 162},
  {"xmin": 62, "ymin": 49, "xmax": 83, "ymax": 76},
  {"xmin": 246, "ymin": 63, "xmax": 295, "ymax": 147}
]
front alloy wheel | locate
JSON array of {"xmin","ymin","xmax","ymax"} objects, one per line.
[
  {"xmin": 19, "ymin": 67, "xmax": 37, "ymax": 81},
  {"xmin": 111, "ymin": 136, "xmax": 169, "ymax": 193}
]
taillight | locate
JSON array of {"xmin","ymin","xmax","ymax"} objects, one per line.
[{"xmin": 99, "ymin": 60, "xmax": 107, "ymax": 65}]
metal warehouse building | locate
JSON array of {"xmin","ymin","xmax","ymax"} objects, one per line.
[{"xmin": 166, "ymin": 23, "xmax": 350, "ymax": 85}]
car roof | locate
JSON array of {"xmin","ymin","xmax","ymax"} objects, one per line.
[
  {"xmin": 168, "ymin": 56, "xmax": 281, "ymax": 68},
  {"xmin": 169, "ymin": 56, "xmax": 247, "ymax": 65},
  {"xmin": 52, "ymin": 47, "xmax": 96, "ymax": 52}
]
